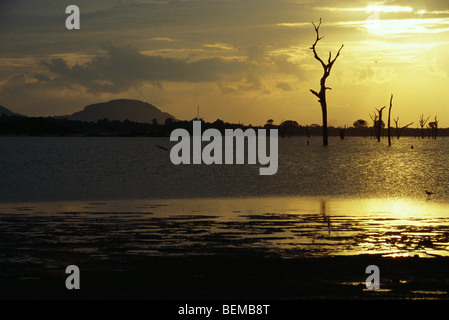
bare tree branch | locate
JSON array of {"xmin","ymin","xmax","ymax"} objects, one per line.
[
  {"xmin": 309, "ymin": 18, "xmax": 344, "ymax": 146},
  {"xmin": 310, "ymin": 18, "xmax": 326, "ymax": 69},
  {"xmin": 330, "ymin": 44, "xmax": 344, "ymax": 66},
  {"xmin": 310, "ymin": 89, "xmax": 320, "ymax": 98}
]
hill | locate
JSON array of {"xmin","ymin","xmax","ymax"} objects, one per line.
[
  {"xmin": 0, "ymin": 105, "xmax": 25, "ymax": 117},
  {"xmin": 61, "ymin": 99, "xmax": 175, "ymax": 124}
]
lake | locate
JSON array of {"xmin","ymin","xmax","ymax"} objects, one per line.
[
  {"xmin": 3, "ymin": 135, "xmax": 449, "ymax": 300},
  {"xmin": 1, "ymin": 135, "xmax": 448, "ymax": 202},
  {"xmin": 1, "ymin": 135, "xmax": 449, "ymax": 261}
]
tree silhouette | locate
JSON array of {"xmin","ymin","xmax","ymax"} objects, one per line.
[
  {"xmin": 369, "ymin": 112, "xmax": 379, "ymax": 138},
  {"xmin": 310, "ymin": 18, "xmax": 344, "ymax": 146},
  {"xmin": 428, "ymin": 116, "xmax": 439, "ymax": 139},
  {"xmin": 353, "ymin": 119, "xmax": 368, "ymax": 128},
  {"xmin": 393, "ymin": 117, "xmax": 413, "ymax": 139},
  {"xmin": 264, "ymin": 119, "xmax": 275, "ymax": 129},
  {"xmin": 375, "ymin": 106, "xmax": 386, "ymax": 142},
  {"xmin": 419, "ymin": 114, "xmax": 430, "ymax": 139},
  {"xmin": 279, "ymin": 120, "xmax": 299, "ymax": 138},
  {"xmin": 387, "ymin": 94, "xmax": 393, "ymax": 147},
  {"xmin": 339, "ymin": 125, "xmax": 346, "ymax": 140}
]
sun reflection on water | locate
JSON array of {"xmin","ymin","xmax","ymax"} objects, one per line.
[{"xmin": 1, "ymin": 196, "xmax": 449, "ymax": 260}]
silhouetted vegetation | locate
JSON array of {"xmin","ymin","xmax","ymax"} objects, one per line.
[
  {"xmin": 339, "ymin": 126, "xmax": 346, "ymax": 141},
  {"xmin": 419, "ymin": 114, "xmax": 430, "ymax": 139},
  {"xmin": 393, "ymin": 117, "xmax": 413, "ymax": 140},
  {"xmin": 429, "ymin": 116, "xmax": 439, "ymax": 140},
  {"xmin": 375, "ymin": 106, "xmax": 386, "ymax": 143},
  {"xmin": 0, "ymin": 114, "xmax": 447, "ymax": 138}
]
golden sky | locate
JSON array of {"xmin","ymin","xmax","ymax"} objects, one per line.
[{"xmin": 0, "ymin": 0, "xmax": 448, "ymax": 127}]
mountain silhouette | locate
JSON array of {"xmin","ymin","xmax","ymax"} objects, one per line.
[
  {"xmin": 61, "ymin": 99, "xmax": 176, "ymax": 124},
  {"xmin": 0, "ymin": 105, "xmax": 25, "ymax": 117}
]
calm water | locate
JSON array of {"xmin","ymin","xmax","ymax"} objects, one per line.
[
  {"xmin": 1, "ymin": 136, "xmax": 449, "ymax": 261},
  {"xmin": 1, "ymin": 136, "xmax": 448, "ymax": 202}
]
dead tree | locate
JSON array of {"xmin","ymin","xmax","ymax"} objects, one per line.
[
  {"xmin": 419, "ymin": 114, "xmax": 430, "ymax": 139},
  {"xmin": 376, "ymin": 106, "xmax": 386, "ymax": 142},
  {"xmin": 428, "ymin": 116, "xmax": 439, "ymax": 139},
  {"xmin": 393, "ymin": 117, "xmax": 413, "ymax": 139},
  {"xmin": 310, "ymin": 18, "xmax": 344, "ymax": 146},
  {"xmin": 388, "ymin": 94, "xmax": 393, "ymax": 147},
  {"xmin": 369, "ymin": 112, "xmax": 379, "ymax": 139},
  {"xmin": 339, "ymin": 125, "xmax": 346, "ymax": 141}
]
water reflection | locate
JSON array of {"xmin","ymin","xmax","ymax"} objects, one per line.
[
  {"xmin": 1, "ymin": 196, "xmax": 449, "ymax": 265},
  {"xmin": 321, "ymin": 200, "xmax": 331, "ymax": 235}
]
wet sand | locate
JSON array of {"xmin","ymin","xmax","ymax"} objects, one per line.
[{"xmin": 1, "ymin": 197, "xmax": 449, "ymax": 300}]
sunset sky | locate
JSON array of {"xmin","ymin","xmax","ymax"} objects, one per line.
[{"xmin": 0, "ymin": 0, "xmax": 448, "ymax": 127}]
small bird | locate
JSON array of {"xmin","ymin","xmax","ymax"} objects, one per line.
[
  {"xmin": 426, "ymin": 190, "xmax": 434, "ymax": 197},
  {"xmin": 156, "ymin": 144, "xmax": 169, "ymax": 151}
]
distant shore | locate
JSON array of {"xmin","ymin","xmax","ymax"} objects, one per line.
[{"xmin": 2, "ymin": 114, "xmax": 448, "ymax": 138}]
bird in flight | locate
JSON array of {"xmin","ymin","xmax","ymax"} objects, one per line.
[
  {"xmin": 426, "ymin": 190, "xmax": 434, "ymax": 197},
  {"xmin": 156, "ymin": 145, "xmax": 169, "ymax": 151}
]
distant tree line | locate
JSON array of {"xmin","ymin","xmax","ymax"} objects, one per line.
[
  {"xmin": 0, "ymin": 114, "xmax": 258, "ymax": 136},
  {"xmin": 1, "ymin": 113, "xmax": 446, "ymax": 138},
  {"xmin": 274, "ymin": 118, "xmax": 448, "ymax": 139}
]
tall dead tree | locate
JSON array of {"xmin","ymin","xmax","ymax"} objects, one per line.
[
  {"xmin": 376, "ymin": 106, "xmax": 386, "ymax": 142},
  {"xmin": 419, "ymin": 114, "xmax": 430, "ymax": 139},
  {"xmin": 310, "ymin": 18, "xmax": 344, "ymax": 146},
  {"xmin": 387, "ymin": 94, "xmax": 393, "ymax": 147}
]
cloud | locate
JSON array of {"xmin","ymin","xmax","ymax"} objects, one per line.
[
  {"xmin": 41, "ymin": 45, "xmax": 256, "ymax": 94},
  {"xmin": 0, "ymin": 72, "xmax": 86, "ymax": 116},
  {"xmin": 245, "ymin": 45, "xmax": 266, "ymax": 62},
  {"xmin": 274, "ymin": 55, "xmax": 304, "ymax": 79},
  {"xmin": 276, "ymin": 81, "xmax": 293, "ymax": 91},
  {"xmin": 40, "ymin": 44, "xmax": 307, "ymax": 95}
]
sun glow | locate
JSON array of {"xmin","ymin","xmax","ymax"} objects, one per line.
[
  {"xmin": 318, "ymin": 5, "xmax": 413, "ymax": 13},
  {"xmin": 364, "ymin": 18, "xmax": 449, "ymax": 36},
  {"xmin": 365, "ymin": 5, "xmax": 413, "ymax": 13}
]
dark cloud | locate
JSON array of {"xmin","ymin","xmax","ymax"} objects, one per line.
[
  {"xmin": 41, "ymin": 45, "xmax": 256, "ymax": 93},
  {"xmin": 0, "ymin": 72, "xmax": 82, "ymax": 115},
  {"xmin": 276, "ymin": 81, "xmax": 293, "ymax": 91},
  {"xmin": 274, "ymin": 55, "xmax": 304, "ymax": 79},
  {"xmin": 40, "ymin": 45, "xmax": 305, "ymax": 95}
]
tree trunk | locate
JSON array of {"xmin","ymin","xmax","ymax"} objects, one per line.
[
  {"xmin": 321, "ymin": 104, "xmax": 328, "ymax": 146},
  {"xmin": 388, "ymin": 94, "xmax": 393, "ymax": 147},
  {"xmin": 377, "ymin": 110, "xmax": 383, "ymax": 143}
]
